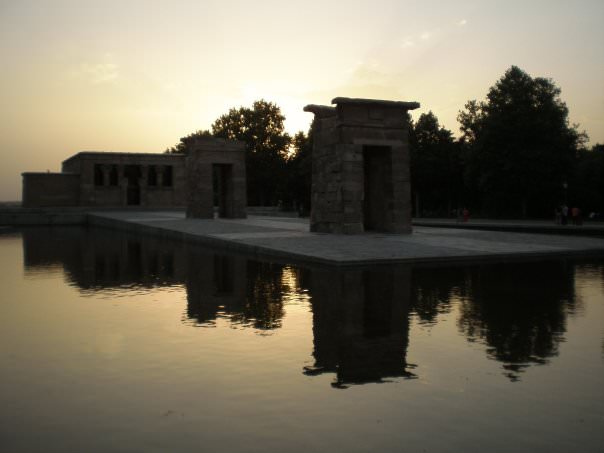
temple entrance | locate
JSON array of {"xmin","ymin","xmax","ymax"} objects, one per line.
[
  {"xmin": 185, "ymin": 137, "xmax": 247, "ymax": 219},
  {"xmin": 124, "ymin": 165, "xmax": 141, "ymax": 205},
  {"xmin": 363, "ymin": 146, "xmax": 392, "ymax": 231},
  {"xmin": 305, "ymin": 98, "xmax": 418, "ymax": 234},
  {"xmin": 212, "ymin": 164, "xmax": 233, "ymax": 218}
]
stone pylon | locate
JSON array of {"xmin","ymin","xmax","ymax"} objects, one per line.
[{"xmin": 304, "ymin": 97, "xmax": 419, "ymax": 234}]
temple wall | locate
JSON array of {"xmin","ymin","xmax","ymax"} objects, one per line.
[
  {"xmin": 22, "ymin": 173, "xmax": 81, "ymax": 207},
  {"xmin": 185, "ymin": 137, "xmax": 247, "ymax": 219}
]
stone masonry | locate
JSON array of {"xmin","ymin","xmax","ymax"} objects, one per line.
[
  {"xmin": 23, "ymin": 152, "xmax": 185, "ymax": 208},
  {"xmin": 304, "ymin": 97, "xmax": 419, "ymax": 234},
  {"xmin": 186, "ymin": 137, "xmax": 247, "ymax": 219}
]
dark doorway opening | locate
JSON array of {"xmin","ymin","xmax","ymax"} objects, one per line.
[
  {"xmin": 109, "ymin": 165, "xmax": 119, "ymax": 186},
  {"xmin": 363, "ymin": 269, "xmax": 393, "ymax": 338},
  {"xmin": 213, "ymin": 255, "xmax": 234, "ymax": 295},
  {"xmin": 213, "ymin": 164, "xmax": 233, "ymax": 218},
  {"xmin": 124, "ymin": 165, "xmax": 142, "ymax": 205},
  {"xmin": 363, "ymin": 146, "xmax": 392, "ymax": 231}
]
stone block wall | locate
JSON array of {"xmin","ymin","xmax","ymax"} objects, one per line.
[
  {"xmin": 62, "ymin": 153, "xmax": 186, "ymax": 208},
  {"xmin": 305, "ymin": 97, "xmax": 419, "ymax": 234},
  {"xmin": 22, "ymin": 173, "xmax": 81, "ymax": 207},
  {"xmin": 185, "ymin": 137, "xmax": 247, "ymax": 219}
]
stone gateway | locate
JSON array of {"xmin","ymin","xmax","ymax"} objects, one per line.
[
  {"xmin": 185, "ymin": 137, "xmax": 247, "ymax": 219},
  {"xmin": 304, "ymin": 97, "xmax": 419, "ymax": 234}
]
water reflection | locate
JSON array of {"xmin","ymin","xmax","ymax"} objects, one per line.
[
  {"xmin": 22, "ymin": 228, "xmax": 288, "ymax": 330},
  {"xmin": 411, "ymin": 266, "xmax": 467, "ymax": 324},
  {"xmin": 410, "ymin": 262, "xmax": 577, "ymax": 381},
  {"xmin": 305, "ymin": 265, "xmax": 416, "ymax": 388},
  {"xmin": 458, "ymin": 262, "xmax": 575, "ymax": 381},
  {"xmin": 21, "ymin": 227, "xmax": 597, "ymax": 385},
  {"xmin": 186, "ymin": 254, "xmax": 287, "ymax": 329},
  {"xmin": 23, "ymin": 227, "xmax": 182, "ymax": 289}
]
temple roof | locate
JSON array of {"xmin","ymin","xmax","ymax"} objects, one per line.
[{"xmin": 331, "ymin": 97, "xmax": 420, "ymax": 110}]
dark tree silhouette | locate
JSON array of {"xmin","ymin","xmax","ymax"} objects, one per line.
[
  {"xmin": 458, "ymin": 66, "xmax": 586, "ymax": 217},
  {"xmin": 165, "ymin": 129, "xmax": 212, "ymax": 154},
  {"xmin": 284, "ymin": 129, "xmax": 312, "ymax": 214},
  {"xmin": 211, "ymin": 100, "xmax": 291, "ymax": 206},
  {"xmin": 409, "ymin": 111, "xmax": 462, "ymax": 217},
  {"xmin": 572, "ymin": 144, "xmax": 604, "ymax": 216}
]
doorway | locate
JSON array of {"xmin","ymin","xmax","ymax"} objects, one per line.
[
  {"xmin": 363, "ymin": 146, "xmax": 392, "ymax": 231},
  {"xmin": 212, "ymin": 164, "xmax": 233, "ymax": 218},
  {"xmin": 124, "ymin": 165, "xmax": 141, "ymax": 205}
]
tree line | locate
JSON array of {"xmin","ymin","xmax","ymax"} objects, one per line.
[{"xmin": 166, "ymin": 66, "xmax": 603, "ymax": 219}]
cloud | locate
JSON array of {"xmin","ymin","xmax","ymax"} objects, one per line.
[
  {"xmin": 401, "ymin": 37, "xmax": 415, "ymax": 48},
  {"xmin": 83, "ymin": 63, "xmax": 119, "ymax": 84},
  {"xmin": 458, "ymin": 19, "xmax": 467, "ymax": 27},
  {"xmin": 420, "ymin": 31, "xmax": 431, "ymax": 40},
  {"xmin": 70, "ymin": 62, "xmax": 119, "ymax": 84}
]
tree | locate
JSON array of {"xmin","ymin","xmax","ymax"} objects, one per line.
[
  {"xmin": 458, "ymin": 66, "xmax": 585, "ymax": 217},
  {"xmin": 409, "ymin": 111, "xmax": 461, "ymax": 217},
  {"xmin": 284, "ymin": 130, "xmax": 312, "ymax": 214},
  {"xmin": 572, "ymin": 144, "xmax": 604, "ymax": 216},
  {"xmin": 165, "ymin": 129, "xmax": 212, "ymax": 154},
  {"xmin": 211, "ymin": 100, "xmax": 291, "ymax": 206}
]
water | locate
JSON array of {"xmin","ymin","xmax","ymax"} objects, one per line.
[{"xmin": 1, "ymin": 227, "xmax": 603, "ymax": 452}]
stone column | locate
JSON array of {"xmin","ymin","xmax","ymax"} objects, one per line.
[
  {"xmin": 139, "ymin": 165, "xmax": 147, "ymax": 206},
  {"xmin": 186, "ymin": 157, "xmax": 213, "ymax": 218},
  {"xmin": 119, "ymin": 166, "xmax": 127, "ymax": 206},
  {"xmin": 156, "ymin": 165, "xmax": 164, "ymax": 187}
]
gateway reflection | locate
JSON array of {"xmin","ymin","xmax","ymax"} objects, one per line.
[{"xmin": 22, "ymin": 227, "xmax": 580, "ymax": 384}]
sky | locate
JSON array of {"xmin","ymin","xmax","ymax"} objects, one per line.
[{"xmin": 0, "ymin": 0, "xmax": 603, "ymax": 201}]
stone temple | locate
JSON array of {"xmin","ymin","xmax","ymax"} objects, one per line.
[
  {"xmin": 22, "ymin": 152, "xmax": 186, "ymax": 208},
  {"xmin": 21, "ymin": 96, "xmax": 418, "ymax": 233},
  {"xmin": 304, "ymin": 97, "xmax": 419, "ymax": 234},
  {"xmin": 185, "ymin": 137, "xmax": 247, "ymax": 219},
  {"xmin": 20, "ymin": 137, "xmax": 247, "ymax": 220}
]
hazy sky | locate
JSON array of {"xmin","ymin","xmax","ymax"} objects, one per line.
[{"xmin": 1, "ymin": 0, "xmax": 603, "ymax": 200}]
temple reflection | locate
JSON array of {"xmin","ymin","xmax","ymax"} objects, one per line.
[
  {"xmin": 23, "ymin": 227, "xmax": 184, "ymax": 289},
  {"xmin": 22, "ymin": 228, "xmax": 287, "ymax": 329},
  {"xmin": 21, "ymin": 227, "xmax": 583, "ymax": 384},
  {"xmin": 305, "ymin": 265, "xmax": 416, "ymax": 388},
  {"xmin": 186, "ymin": 253, "xmax": 287, "ymax": 329}
]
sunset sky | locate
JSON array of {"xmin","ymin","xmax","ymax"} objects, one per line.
[{"xmin": 1, "ymin": 0, "xmax": 603, "ymax": 201}]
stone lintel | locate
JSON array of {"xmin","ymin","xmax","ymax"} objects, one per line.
[
  {"xmin": 303, "ymin": 104, "xmax": 337, "ymax": 118},
  {"xmin": 331, "ymin": 97, "xmax": 420, "ymax": 111}
]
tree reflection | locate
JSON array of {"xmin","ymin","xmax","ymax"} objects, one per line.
[
  {"xmin": 411, "ymin": 266, "xmax": 467, "ymax": 324},
  {"xmin": 185, "ymin": 254, "xmax": 287, "ymax": 330},
  {"xmin": 21, "ymin": 227, "xmax": 586, "ymax": 384},
  {"xmin": 457, "ymin": 261, "xmax": 575, "ymax": 381}
]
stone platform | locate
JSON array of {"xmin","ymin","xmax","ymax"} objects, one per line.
[{"xmin": 88, "ymin": 211, "xmax": 604, "ymax": 266}]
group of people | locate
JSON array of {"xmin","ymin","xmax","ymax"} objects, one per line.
[
  {"xmin": 454, "ymin": 207, "xmax": 470, "ymax": 223},
  {"xmin": 555, "ymin": 205, "xmax": 583, "ymax": 225}
]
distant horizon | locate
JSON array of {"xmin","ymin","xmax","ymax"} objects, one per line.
[{"xmin": 1, "ymin": 0, "xmax": 603, "ymax": 201}]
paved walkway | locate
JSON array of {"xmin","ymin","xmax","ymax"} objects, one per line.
[
  {"xmin": 413, "ymin": 217, "xmax": 604, "ymax": 236},
  {"xmin": 89, "ymin": 211, "xmax": 604, "ymax": 266}
]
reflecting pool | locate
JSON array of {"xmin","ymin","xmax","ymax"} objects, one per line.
[{"xmin": 1, "ymin": 227, "xmax": 603, "ymax": 452}]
